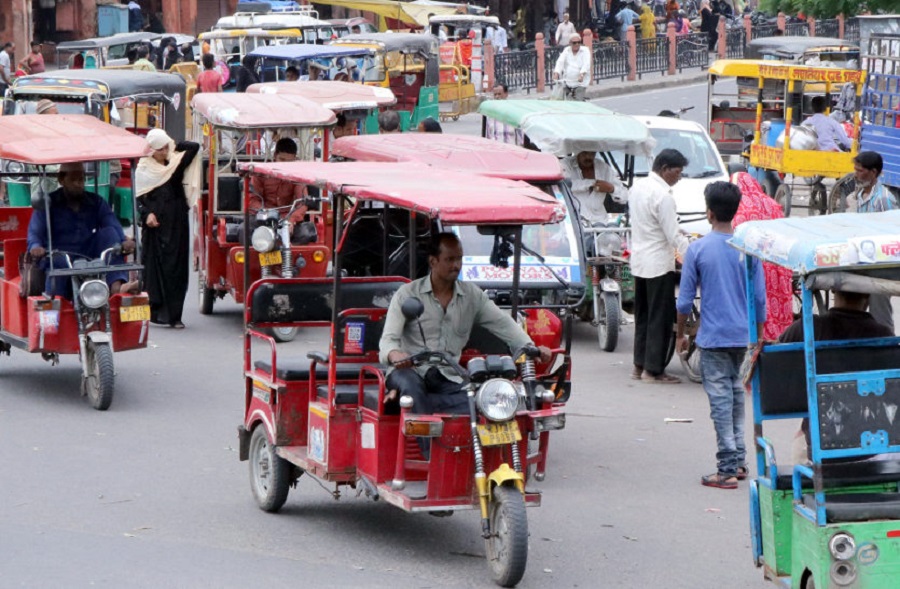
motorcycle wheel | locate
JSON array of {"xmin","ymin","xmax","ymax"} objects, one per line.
[
  {"xmin": 198, "ymin": 272, "xmax": 215, "ymax": 315},
  {"xmin": 485, "ymin": 485, "xmax": 528, "ymax": 588},
  {"xmin": 809, "ymin": 182, "xmax": 828, "ymax": 216},
  {"xmin": 249, "ymin": 425, "xmax": 292, "ymax": 513},
  {"xmin": 84, "ymin": 340, "xmax": 115, "ymax": 411},
  {"xmin": 774, "ymin": 183, "xmax": 792, "ymax": 217},
  {"xmin": 596, "ymin": 292, "xmax": 620, "ymax": 353}
]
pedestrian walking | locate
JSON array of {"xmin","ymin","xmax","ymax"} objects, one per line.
[
  {"xmin": 615, "ymin": 3, "xmax": 640, "ymax": 43},
  {"xmin": 676, "ymin": 181, "xmax": 766, "ymax": 489},
  {"xmin": 555, "ymin": 12, "xmax": 577, "ymax": 46},
  {"xmin": 196, "ymin": 53, "xmax": 223, "ymax": 93},
  {"xmin": 0, "ymin": 42, "xmax": 15, "ymax": 96},
  {"xmin": 699, "ymin": 0, "xmax": 718, "ymax": 51},
  {"xmin": 629, "ymin": 149, "xmax": 690, "ymax": 384}
]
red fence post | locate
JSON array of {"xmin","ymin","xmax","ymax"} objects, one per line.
[
  {"xmin": 667, "ymin": 22, "xmax": 676, "ymax": 76},
  {"xmin": 583, "ymin": 28, "xmax": 594, "ymax": 85},
  {"xmin": 744, "ymin": 14, "xmax": 752, "ymax": 47},
  {"xmin": 807, "ymin": 15, "xmax": 816, "ymax": 37},
  {"xmin": 838, "ymin": 13, "xmax": 845, "ymax": 39},
  {"xmin": 717, "ymin": 15, "xmax": 726, "ymax": 59},
  {"xmin": 777, "ymin": 12, "xmax": 786, "ymax": 34},
  {"xmin": 483, "ymin": 39, "xmax": 495, "ymax": 92},
  {"xmin": 536, "ymin": 32, "xmax": 546, "ymax": 93},
  {"xmin": 627, "ymin": 25, "xmax": 637, "ymax": 81}
]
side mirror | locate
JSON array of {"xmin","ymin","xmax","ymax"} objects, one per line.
[{"xmin": 401, "ymin": 297, "xmax": 424, "ymax": 321}]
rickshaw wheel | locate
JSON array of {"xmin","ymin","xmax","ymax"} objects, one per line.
[
  {"xmin": 809, "ymin": 183, "xmax": 828, "ymax": 216},
  {"xmin": 249, "ymin": 425, "xmax": 291, "ymax": 513},
  {"xmin": 198, "ymin": 273, "xmax": 215, "ymax": 315},
  {"xmin": 85, "ymin": 341, "xmax": 115, "ymax": 411},
  {"xmin": 596, "ymin": 292, "xmax": 619, "ymax": 352},
  {"xmin": 486, "ymin": 486, "xmax": 528, "ymax": 588},
  {"xmin": 268, "ymin": 326, "xmax": 299, "ymax": 343},
  {"xmin": 828, "ymin": 173, "xmax": 856, "ymax": 214},
  {"xmin": 774, "ymin": 184, "xmax": 792, "ymax": 217}
]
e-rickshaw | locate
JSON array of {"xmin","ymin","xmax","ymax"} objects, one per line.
[
  {"xmin": 191, "ymin": 93, "xmax": 336, "ymax": 327},
  {"xmin": 246, "ymin": 44, "xmax": 377, "ymax": 83},
  {"xmin": 55, "ymin": 32, "xmax": 161, "ymax": 69},
  {"xmin": 246, "ymin": 80, "xmax": 396, "ymax": 140},
  {"xmin": 478, "ymin": 99, "xmax": 656, "ymax": 353},
  {"xmin": 428, "ymin": 14, "xmax": 498, "ymax": 120},
  {"xmin": 197, "ymin": 28, "xmax": 306, "ymax": 88},
  {"xmin": 735, "ymin": 211, "xmax": 900, "ymax": 588},
  {"xmin": 2, "ymin": 69, "xmax": 186, "ymax": 219},
  {"xmin": 237, "ymin": 161, "xmax": 569, "ymax": 587},
  {"xmin": 0, "ymin": 115, "xmax": 152, "ymax": 410},
  {"xmin": 332, "ymin": 33, "xmax": 440, "ymax": 131}
]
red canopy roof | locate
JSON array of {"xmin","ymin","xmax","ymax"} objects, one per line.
[
  {"xmin": 240, "ymin": 161, "xmax": 564, "ymax": 224},
  {"xmin": 246, "ymin": 81, "xmax": 397, "ymax": 110},
  {"xmin": 0, "ymin": 114, "xmax": 152, "ymax": 165},
  {"xmin": 191, "ymin": 93, "xmax": 337, "ymax": 129},
  {"xmin": 331, "ymin": 133, "xmax": 563, "ymax": 182}
]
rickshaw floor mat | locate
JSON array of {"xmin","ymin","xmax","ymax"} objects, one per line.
[
  {"xmin": 774, "ymin": 458, "xmax": 900, "ymax": 491},
  {"xmin": 254, "ymin": 360, "xmax": 387, "ymax": 382},
  {"xmin": 801, "ymin": 491, "xmax": 900, "ymax": 523}
]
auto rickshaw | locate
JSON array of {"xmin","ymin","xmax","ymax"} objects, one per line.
[
  {"xmin": 332, "ymin": 33, "xmax": 440, "ymax": 131},
  {"xmin": 55, "ymin": 32, "xmax": 161, "ymax": 69},
  {"xmin": 735, "ymin": 211, "xmax": 900, "ymax": 588},
  {"xmin": 0, "ymin": 115, "xmax": 151, "ymax": 410},
  {"xmin": 237, "ymin": 161, "xmax": 569, "ymax": 588},
  {"xmin": 191, "ymin": 93, "xmax": 336, "ymax": 330},
  {"xmin": 246, "ymin": 44, "xmax": 377, "ymax": 83},
  {"xmin": 428, "ymin": 14, "xmax": 498, "ymax": 120},
  {"xmin": 246, "ymin": 80, "xmax": 396, "ymax": 141},
  {"xmin": 744, "ymin": 36, "xmax": 859, "ymax": 68},
  {"xmin": 197, "ymin": 28, "xmax": 307, "ymax": 88}
]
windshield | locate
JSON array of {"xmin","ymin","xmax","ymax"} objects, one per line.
[
  {"xmin": 613, "ymin": 128, "xmax": 725, "ymax": 179},
  {"xmin": 13, "ymin": 99, "xmax": 86, "ymax": 115}
]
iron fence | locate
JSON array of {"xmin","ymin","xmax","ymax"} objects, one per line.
[
  {"xmin": 751, "ymin": 24, "xmax": 779, "ymax": 39},
  {"xmin": 817, "ymin": 18, "xmax": 839, "ymax": 39},
  {"xmin": 674, "ymin": 33, "xmax": 709, "ymax": 72},
  {"xmin": 725, "ymin": 27, "xmax": 745, "ymax": 58},
  {"xmin": 635, "ymin": 36, "xmax": 668, "ymax": 77},
  {"xmin": 592, "ymin": 41, "xmax": 628, "ymax": 81},
  {"xmin": 543, "ymin": 44, "xmax": 565, "ymax": 87},
  {"xmin": 494, "ymin": 49, "xmax": 538, "ymax": 93},
  {"xmin": 845, "ymin": 17, "xmax": 860, "ymax": 43},
  {"xmin": 784, "ymin": 21, "xmax": 809, "ymax": 37}
]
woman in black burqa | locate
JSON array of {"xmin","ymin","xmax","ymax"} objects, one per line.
[{"xmin": 135, "ymin": 128, "xmax": 200, "ymax": 328}]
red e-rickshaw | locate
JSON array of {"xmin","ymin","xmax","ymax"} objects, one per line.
[
  {"xmin": 191, "ymin": 93, "xmax": 337, "ymax": 327},
  {"xmin": 238, "ymin": 161, "xmax": 570, "ymax": 587},
  {"xmin": 0, "ymin": 115, "xmax": 152, "ymax": 410}
]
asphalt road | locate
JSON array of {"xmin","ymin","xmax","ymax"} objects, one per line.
[{"xmin": 1, "ymin": 80, "xmax": 790, "ymax": 588}]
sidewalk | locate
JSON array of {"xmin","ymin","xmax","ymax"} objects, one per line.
[{"xmin": 509, "ymin": 68, "xmax": 710, "ymax": 101}]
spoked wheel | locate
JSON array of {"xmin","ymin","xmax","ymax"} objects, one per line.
[
  {"xmin": 267, "ymin": 326, "xmax": 299, "ymax": 343},
  {"xmin": 774, "ymin": 183, "xmax": 792, "ymax": 217},
  {"xmin": 809, "ymin": 182, "xmax": 828, "ymax": 216},
  {"xmin": 198, "ymin": 272, "xmax": 215, "ymax": 315},
  {"xmin": 679, "ymin": 305, "xmax": 701, "ymax": 384},
  {"xmin": 249, "ymin": 425, "xmax": 292, "ymax": 512},
  {"xmin": 596, "ymin": 292, "xmax": 620, "ymax": 352},
  {"xmin": 664, "ymin": 329, "xmax": 677, "ymax": 368},
  {"xmin": 485, "ymin": 486, "xmax": 529, "ymax": 588},
  {"xmin": 828, "ymin": 173, "xmax": 856, "ymax": 213},
  {"xmin": 84, "ymin": 340, "xmax": 115, "ymax": 411}
]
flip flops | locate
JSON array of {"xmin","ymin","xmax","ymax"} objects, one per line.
[
  {"xmin": 701, "ymin": 472, "xmax": 739, "ymax": 489},
  {"xmin": 641, "ymin": 372, "xmax": 682, "ymax": 384}
]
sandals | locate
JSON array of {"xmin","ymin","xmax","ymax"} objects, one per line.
[
  {"xmin": 701, "ymin": 472, "xmax": 738, "ymax": 489},
  {"xmin": 641, "ymin": 372, "xmax": 682, "ymax": 384},
  {"xmin": 736, "ymin": 466, "xmax": 749, "ymax": 481},
  {"xmin": 631, "ymin": 366, "xmax": 643, "ymax": 380}
]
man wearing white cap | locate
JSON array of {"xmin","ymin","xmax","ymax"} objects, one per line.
[{"xmin": 135, "ymin": 128, "xmax": 200, "ymax": 328}]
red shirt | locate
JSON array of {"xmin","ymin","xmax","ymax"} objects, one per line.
[
  {"xmin": 250, "ymin": 175, "xmax": 307, "ymax": 223},
  {"xmin": 196, "ymin": 69, "xmax": 223, "ymax": 93}
]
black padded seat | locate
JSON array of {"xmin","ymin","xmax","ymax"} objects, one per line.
[
  {"xmin": 773, "ymin": 458, "xmax": 900, "ymax": 491},
  {"xmin": 253, "ymin": 360, "xmax": 386, "ymax": 382},
  {"xmin": 802, "ymin": 492, "xmax": 900, "ymax": 523},
  {"xmin": 225, "ymin": 223, "xmax": 241, "ymax": 243},
  {"xmin": 316, "ymin": 384, "xmax": 381, "ymax": 409}
]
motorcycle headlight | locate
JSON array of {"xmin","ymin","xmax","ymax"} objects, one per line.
[
  {"xmin": 476, "ymin": 379, "xmax": 519, "ymax": 422},
  {"xmin": 251, "ymin": 226, "xmax": 276, "ymax": 253},
  {"xmin": 79, "ymin": 279, "xmax": 110, "ymax": 309},
  {"xmin": 3, "ymin": 160, "xmax": 25, "ymax": 175}
]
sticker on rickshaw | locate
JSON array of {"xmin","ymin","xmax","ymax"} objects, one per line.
[
  {"xmin": 120, "ymin": 305, "xmax": 151, "ymax": 322},
  {"xmin": 750, "ymin": 144, "xmax": 783, "ymax": 169},
  {"xmin": 310, "ymin": 427, "xmax": 325, "ymax": 462},
  {"xmin": 252, "ymin": 385, "xmax": 271, "ymax": 404},
  {"xmin": 463, "ymin": 264, "xmax": 576, "ymax": 282},
  {"xmin": 477, "ymin": 421, "xmax": 521, "ymax": 446},
  {"xmin": 40, "ymin": 310, "xmax": 60, "ymax": 335},
  {"xmin": 814, "ymin": 243, "xmax": 847, "ymax": 267},
  {"xmin": 343, "ymin": 322, "xmax": 365, "ymax": 355},
  {"xmin": 528, "ymin": 309, "xmax": 556, "ymax": 337},
  {"xmin": 259, "ymin": 251, "xmax": 282, "ymax": 266},
  {"xmin": 758, "ymin": 65, "xmax": 864, "ymax": 84},
  {"xmin": 847, "ymin": 236, "xmax": 900, "ymax": 265},
  {"xmin": 857, "ymin": 543, "xmax": 879, "ymax": 566}
]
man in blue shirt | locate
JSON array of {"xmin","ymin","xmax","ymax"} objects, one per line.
[
  {"xmin": 615, "ymin": 3, "xmax": 640, "ymax": 42},
  {"xmin": 675, "ymin": 181, "xmax": 766, "ymax": 489},
  {"xmin": 27, "ymin": 163, "xmax": 138, "ymax": 298}
]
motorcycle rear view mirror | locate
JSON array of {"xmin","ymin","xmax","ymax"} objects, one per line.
[{"xmin": 401, "ymin": 297, "xmax": 424, "ymax": 321}]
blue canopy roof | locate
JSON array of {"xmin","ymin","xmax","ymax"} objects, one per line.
[
  {"xmin": 729, "ymin": 211, "xmax": 900, "ymax": 273},
  {"xmin": 248, "ymin": 44, "xmax": 371, "ymax": 61}
]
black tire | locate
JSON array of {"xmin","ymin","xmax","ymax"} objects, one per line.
[
  {"xmin": 249, "ymin": 425, "xmax": 292, "ymax": 513},
  {"xmin": 679, "ymin": 306, "xmax": 701, "ymax": 383},
  {"xmin": 85, "ymin": 341, "xmax": 115, "ymax": 411},
  {"xmin": 810, "ymin": 182, "xmax": 827, "ymax": 216},
  {"xmin": 664, "ymin": 329, "xmax": 676, "ymax": 368},
  {"xmin": 774, "ymin": 183, "xmax": 792, "ymax": 217},
  {"xmin": 596, "ymin": 292, "xmax": 619, "ymax": 353},
  {"xmin": 268, "ymin": 326, "xmax": 298, "ymax": 343},
  {"xmin": 761, "ymin": 175, "xmax": 779, "ymax": 198},
  {"xmin": 485, "ymin": 486, "xmax": 529, "ymax": 588},
  {"xmin": 198, "ymin": 272, "xmax": 214, "ymax": 315},
  {"xmin": 828, "ymin": 173, "xmax": 855, "ymax": 214}
]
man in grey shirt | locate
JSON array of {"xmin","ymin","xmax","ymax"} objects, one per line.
[{"xmin": 380, "ymin": 232, "xmax": 552, "ymax": 415}]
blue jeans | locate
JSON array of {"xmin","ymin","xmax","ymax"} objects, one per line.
[{"xmin": 700, "ymin": 348, "xmax": 747, "ymax": 476}]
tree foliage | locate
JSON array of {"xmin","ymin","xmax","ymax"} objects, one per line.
[{"xmin": 757, "ymin": 0, "xmax": 894, "ymax": 18}]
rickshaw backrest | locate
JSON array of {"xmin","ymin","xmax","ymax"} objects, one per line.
[
  {"xmin": 249, "ymin": 277, "xmax": 408, "ymax": 325},
  {"xmin": 217, "ymin": 175, "xmax": 242, "ymax": 212}
]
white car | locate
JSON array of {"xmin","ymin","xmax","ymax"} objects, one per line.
[{"xmin": 626, "ymin": 116, "xmax": 729, "ymax": 235}]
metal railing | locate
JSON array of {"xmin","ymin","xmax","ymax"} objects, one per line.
[
  {"xmin": 494, "ymin": 49, "xmax": 538, "ymax": 93},
  {"xmin": 675, "ymin": 33, "xmax": 709, "ymax": 72},
  {"xmin": 543, "ymin": 44, "xmax": 565, "ymax": 87},
  {"xmin": 725, "ymin": 27, "xmax": 745, "ymax": 59},
  {"xmin": 635, "ymin": 36, "xmax": 668, "ymax": 77},
  {"xmin": 845, "ymin": 17, "xmax": 860, "ymax": 43},
  {"xmin": 751, "ymin": 24, "xmax": 779, "ymax": 40},
  {"xmin": 784, "ymin": 21, "xmax": 809, "ymax": 37},
  {"xmin": 592, "ymin": 41, "xmax": 628, "ymax": 81},
  {"xmin": 817, "ymin": 18, "xmax": 839, "ymax": 39}
]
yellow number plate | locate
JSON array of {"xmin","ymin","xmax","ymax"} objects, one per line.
[
  {"xmin": 120, "ymin": 305, "xmax": 150, "ymax": 322},
  {"xmin": 477, "ymin": 422, "xmax": 521, "ymax": 446},
  {"xmin": 259, "ymin": 250, "xmax": 282, "ymax": 266}
]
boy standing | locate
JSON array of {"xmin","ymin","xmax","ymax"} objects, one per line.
[{"xmin": 676, "ymin": 182, "xmax": 766, "ymax": 489}]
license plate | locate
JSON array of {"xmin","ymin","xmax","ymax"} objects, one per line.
[
  {"xmin": 120, "ymin": 305, "xmax": 150, "ymax": 322},
  {"xmin": 477, "ymin": 422, "xmax": 521, "ymax": 446},
  {"xmin": 259, "ymin": 250, "xmax": 282, "ymax": 266}
]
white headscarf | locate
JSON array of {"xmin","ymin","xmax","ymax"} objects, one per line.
[{"xmin": 135, "ymin": 129, "xmax": 186, "ymax": 198}]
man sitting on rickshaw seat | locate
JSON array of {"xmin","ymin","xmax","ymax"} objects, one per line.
[
  {"xmin": 249, "ymin": 138, "xmax": 308, "ymax": 228},
  {"xmin": 26, "ymin": 163, "xmax": 139, "ymax": 299},
  {"xmin": 379, "ymin": 232, "xmax": 552, "ymax": 423},
  {"xmin": 803, "ymin": 96, "xmax": 852, "ymax": 152},
  {"xmin": 562, "ymin": 150, "xmax": 629, "ymax": 232}
]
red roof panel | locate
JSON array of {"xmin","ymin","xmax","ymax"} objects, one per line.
[{"xmin": 191, "ymin": 93, "xmax": 337, "ymax": 128}]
